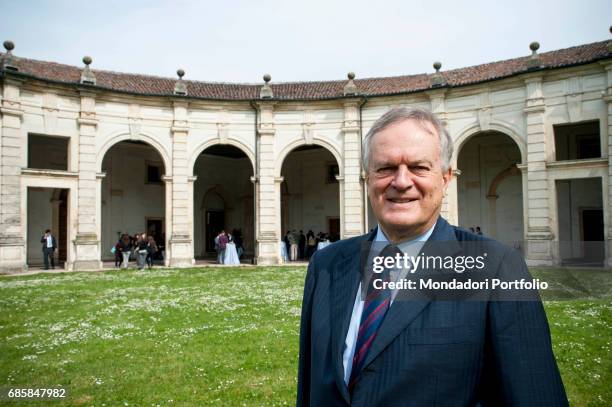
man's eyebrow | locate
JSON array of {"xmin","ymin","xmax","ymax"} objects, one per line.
[
  {"xmin": 372, "ymin": 160, "xmax": 397, "ymax": 167},
  {"xmin": 373, "ymin": 159, "xmax": 434, "ymax": 167},
  {"xmin": 411, "ymin": 159, "xmax": 434, "ymax": 167}
]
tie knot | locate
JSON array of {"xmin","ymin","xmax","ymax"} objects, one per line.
[{"xmin": 379, "ymin": 244, "xmax": 402, "ymax": 261}]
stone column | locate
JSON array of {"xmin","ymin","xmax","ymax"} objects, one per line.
[
  {"xmin": 603, "ymin": 62, "xmax": 612, "ymax": 266},
  {"xmin": 445, "ymin": 169, "xmax": 461, "ymax": 226},
  {"xmin": 255, "ymin": 101, "xmax": 279, "ymax": 264},
  {"xmin": 168, "ymin": 101, "xmax": 193, "ymax": 267},
  {"xmin": 523, "ymin": 76, "xmax": 555, "ymax": 266},
  {"xmin": 95, "ymin": 172, "xmax": 105, "ymax": 269},
  {"xmin": 72, "ymin": 91, "xmax": 102, "ymax": 270},
  {"xmin": 0, "ymin": 77, "xmax": 26, "ymax": 272},
  {"xmin": 188, "ymin": 175, "xmax": 197, "ymax": 263},
  {"xmin": 341, "ymin": 99, "xmax": 364, "ymax": 238},
  {"xmin": 428, "ymin": 89, "xmax": 455, "ymax": 221},
  {"xmin": 162, "ymin": 175, "xmax": 173, "ymax": 267}
]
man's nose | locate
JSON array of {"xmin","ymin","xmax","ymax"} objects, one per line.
[{"xmin": 391, "ymin": 165, "xmax": 414, "ymax": 190}]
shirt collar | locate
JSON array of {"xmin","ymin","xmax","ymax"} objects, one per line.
[{"xmin": 374, "ymin": 222, "xmax": 436, "ymax": 252}]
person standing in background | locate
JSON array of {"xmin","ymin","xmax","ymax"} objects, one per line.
[
  {"xmin": 298, "ymin": 230, "xmax": 306, "ymax": 260},
  {"xmin": 146, "ymin": 235, "xmax": 158, "ymax": 269},
  {"xmin": 119, "ymin": 233, "xmax": 132, "ymax": 269},
  {"xmin": 40, "ymin": 229, "xmax": 57, "ymax": 270},
  {"xmin": 289, "ymin": 230, "xmax": 298, "ymax": 261},
  {"xmin": 217, "ymin": 230, "xmax": 229, "ymax": 264}
]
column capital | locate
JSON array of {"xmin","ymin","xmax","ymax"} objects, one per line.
[
  {"xmin": 426, "ymin": 88, "xmax": 447, "ymax": 98},
  {"xmin": 172, "ymin": 99, "xmax": 189, "ymax": 109},
  {"xmin": 0, "ymin": 106, "xmax": 23, "ymax": 119},
  {"xmin": 251, "ymin": 100, "xmax": 277, "ymax": 110},
  {"xmin": 523, "ymin": 104, "xmax": 545, "ymax": 114},
  {"xmin": 342, "ymin": 97, "xmax": 364, "ymax": 108},
  {"xmin": 258, "ymin": 126, "xmax": 276, "ymax": 136},
  {"xmin": 1, "ymin": 75, "xmax": 26, "ymax": 87},
  {"xmin": 77, "ymin": 88, "xmax": 98, "ymax": 98},
  {"xmin": 523, "ymin": 73, "xmax": 544, "ymax": 83},
  {"xmin": 77, "ymin": 117, "xmax": 98, "ymax": 128},
  {"xmin": 171, "ymin": 123, "xmax": 190, "ymax": 134}
]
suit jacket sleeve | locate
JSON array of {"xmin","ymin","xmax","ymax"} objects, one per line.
[
  {"xmin": 480, "ymin": 247, "xmax": 568, "ymax": 406},
  {"xmin": 297, "ymin": 253, "xmax": 317, "ymax": 407}
]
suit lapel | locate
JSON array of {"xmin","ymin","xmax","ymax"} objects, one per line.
[
  {"xmin": 330, "ymin": 232, "xmax": 374, "ymax": 403},
  {"xmin": 361, "ymin": 217, "xmax": 461, "ymax": 370}
]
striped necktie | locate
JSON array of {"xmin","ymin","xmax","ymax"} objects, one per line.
[{"xmin": 349, "ymin": 244, "xmax": 401, "ymax": 391}]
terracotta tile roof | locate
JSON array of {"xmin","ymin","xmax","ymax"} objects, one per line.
[{"xmin": 1, "ymin": 40, "xmax": 610, "ymax": 101}]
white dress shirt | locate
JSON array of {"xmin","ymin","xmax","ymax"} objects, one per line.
[
  {"xmin": 46, "ymin": 235, "xmax": 53, "ymax": 248},
  {"xmin": 342, "ymin": 224, "xmax": 435, "ymax": 384}
]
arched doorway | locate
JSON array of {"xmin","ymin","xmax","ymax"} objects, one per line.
[
  {"xmin": 26, "ymin": 188, "xmax": 69, "ymax": 269},
  {"xmin": 193, "ymin": 145, "xmax": 254, "ymax": 261},
  {"xmin": 100, "ymin": 140, "xmax": 166, "ymax": 263},
  {"xmin": 280, "ymin": 145, "xmax": 341, "ymax": 260},
  {"xmin": 457, "ymin": 131, "xmax": 523, "ymax": 246}
]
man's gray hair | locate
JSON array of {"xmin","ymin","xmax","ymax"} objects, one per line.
[{"xmin": 362, "ymin": 106, "xmax": 454, "ymax": 172}]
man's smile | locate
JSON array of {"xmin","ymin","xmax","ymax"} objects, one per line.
[{"xmin": 386, "ymin": 197, "xmax": 418, "ymax": 204}]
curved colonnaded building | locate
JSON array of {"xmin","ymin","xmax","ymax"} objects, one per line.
[{"xmin": 0, "ymin": 38, "xmax": 611, "ymax": 272}]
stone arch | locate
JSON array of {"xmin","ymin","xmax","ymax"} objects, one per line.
[
  {"xmin": 199, "ymin": 185, "xmax": 234, "ymax": 257},
  {"xmin": 487, "ymin": 165, "xmax": 521, "ymax": 198},
  {"xmin": 96, "ymin": 131, "xmax": 172, "ymax": 174},
  {"xmin": 201, "ymin": 185, "xmax": 233, "ymax": 211},
  {"xmin": 189, "ymin": 138, "xmax": 255, "ymax": 176},
  {"xmin": 275, "ymin": 137, "xmax": 343, "ymax": 177},
  {"xmin": 453, "ymin": 120, "xmax": 526, "ymax": 166},
  {"xmin": 456, "ymin": 127, "xmax": 524, "ymax": 243}
]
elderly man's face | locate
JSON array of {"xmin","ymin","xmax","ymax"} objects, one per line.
[{"xmin": 366, "ymin": 119, "xmax": 452, "ymax": 242}]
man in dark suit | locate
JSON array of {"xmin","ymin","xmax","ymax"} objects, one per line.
[
  {"xmin": 40, "ymin": 228, "xmax": 57, "ymax": 270},
  {"xmin": 297, "ymin": 107, "xmax": 568, "ymax": 406}
]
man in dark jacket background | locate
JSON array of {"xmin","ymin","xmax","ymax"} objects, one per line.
[{"xmin": 40, "ymin": 228, "xmax": 57, "ymax": 270}]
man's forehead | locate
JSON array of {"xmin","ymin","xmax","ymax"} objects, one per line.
[
  {"xmin": 379, "ymin": 118, "xmax": 437, "ymax": 136},
  {"xmin": 372, "ymin": 119, "xmax": 439, "ymax": 148},
  {"xmin": 371, "ymin": 119, "xmax": 439, "ymax": 148}
]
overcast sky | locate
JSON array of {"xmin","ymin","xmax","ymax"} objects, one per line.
[{"xmin": 1, "ymin": 0, "xmax": 610, "ymax": 83}]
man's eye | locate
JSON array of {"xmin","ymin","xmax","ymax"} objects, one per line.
[
  {"xmin": 412, "ymin": 166, "xmax": 430, "ymax": 172},
  {"xmin": 376, "ymin": 167, "xmax": 394, "ymax": 174}
]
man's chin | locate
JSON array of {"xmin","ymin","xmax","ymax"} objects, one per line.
[{"xmin": 380, "ymin": 218, "xmax": 423, "ymax": 234}]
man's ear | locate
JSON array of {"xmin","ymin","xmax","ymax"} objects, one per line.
[{"xmin": 442, "ymin": 167, "xmax": 453, "ymax": 190}]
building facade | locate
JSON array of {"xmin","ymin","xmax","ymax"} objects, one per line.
[{"xmin": 1, "ymin": 39, "xmax": 611, "ymax": 272}]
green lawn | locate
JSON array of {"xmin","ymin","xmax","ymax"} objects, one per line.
[{"xmin": 0, "ymin": 266, "xmax": 609, "ymax": 406}]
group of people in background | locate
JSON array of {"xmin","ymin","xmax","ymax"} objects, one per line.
[
  {"xmin": 284, "ymin": 229, "xmax": 337, "ymax": 261},
  {"xmin": 215, "ymin": 228, "xmax": 244, "ymax": 264},
  {"xmin": 113, "ymin": 233, "xmax": 160, "ymax": 270}
]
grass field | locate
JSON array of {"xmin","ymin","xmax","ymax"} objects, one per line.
[{"xmin": 0, "ymin": 266, "xmax": 609, "ymax": 406}]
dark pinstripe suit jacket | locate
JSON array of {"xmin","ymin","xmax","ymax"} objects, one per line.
[{"xmin": 297, "ymin": 217, "xmax": 568, "ymax": 406}]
